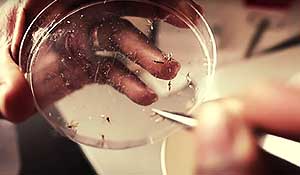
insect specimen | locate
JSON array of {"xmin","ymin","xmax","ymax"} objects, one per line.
[
  {"xmin": 66, "ymin": 120, "xmax": 79, "ymax": 133},
  {"xmin": 154, "ymin": 60, "xmax": 164, "ymax": 64},
  {"xmin": 168, "ymin": 81, "xmax": 172, "ymax": 91}
]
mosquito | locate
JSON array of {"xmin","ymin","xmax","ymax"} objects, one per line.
[
  {"xmin": 66, "ymin": 120, "xmax": 79, "ymax": 133},
  {"xmin": 168, "ymin": 81, "xmax": 172, "ymax": 91},
  {"xmin": 186, "ymin": 72, "xmax": 192, "ymax": 84},
  {"xmin": 106, "ymin": 117, "xmax": 111, "ymax": 124},
  {"xmin": 153, "ymin": 60, "xmax": 164, "ymax": 64}
]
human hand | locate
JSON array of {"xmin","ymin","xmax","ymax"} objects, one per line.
[
  {"xmin": 193, "ymin": 83, "xmax": 300, "ymax": 174},
  {"xmin": 0, "ymin": 0, "xmax": 202, "ymax": 122}
]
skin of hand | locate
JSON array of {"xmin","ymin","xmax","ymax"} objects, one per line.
[
  {"xmin": 192, "ymin": 83, "xmax": 300, "ymax": 175},
  {"xmin": 0, "ymin": 0, "xmax": 202, "ymax": 122}
]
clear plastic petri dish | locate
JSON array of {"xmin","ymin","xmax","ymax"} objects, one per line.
[{"xmin": 19, "ymin": 0, "xmax": 216, "ymax": 149}]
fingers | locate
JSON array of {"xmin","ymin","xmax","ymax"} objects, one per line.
[
  {"xmin": 27, "ymin": 14, "xmax": 159, "ymax": 108},
  {"xmin": 108, "ymin": 0, "xmax": 203, "ymax": 28},
  {"xmin": 192, "ymin": 83, "xmax": 300, "ymax": 141},
  {"xmin": 12, "ymin": 0, "xmax": 198, "ymax": 110},
  {"xmin": 235, "ymin": 83, "xmax": 300, "ymax": 141},
  {"xmin": 86, "ymin": 14, "xmax": 181, "ymax": 80},
  {"xmin": 19, "ymin": 0, "xmax": 197, "ymax": 80},
  {"xmin": 0, "ymin": 47, "xmax": 34, "ymax": 123},
  {"xmin": 58, "ymin": 15, "xmax": 159, "ymax": 105},
  {"xmin": 11, "ymin": 6, "xmax": 25, "ymax": 60},
  {"xmin": 18, "ymin": 0, "xmax": 203, "ymax": 52},
  {"xmin": 154, "ymin": 0, "xmax": 203, "ymax": 28},
  {"xmin": 107, "ymin": 19, "xmax": 181, "ymax": 80},
  {"xmin": 22, "ymin": 0, "xmax": 203, "ymax": 25},
  {"xmin": 192, "ymin": 101, "xmax": 263, "ymax": 175},
  {"xmin": 192, "ymin": 83, "xmax": 300, "ymax": 174},
  {"xmin": 103, "ymin": 59, "xmax": 158, "ymax": 106},
  {"xmin": 31, "ymin": 46, "xmax": 158, "ymax": 107}
]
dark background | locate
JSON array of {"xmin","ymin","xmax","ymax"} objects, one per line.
[{"xmin": 17, "ymin": 115, "xmax": 96, "ymax": 175}]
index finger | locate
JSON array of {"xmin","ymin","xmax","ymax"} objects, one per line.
[
  {"xmin": 237, "ymin": 83, "xmax": 300, "ymax": 141},
  {"xmin": 202, "ymin": 83, "xmax": 300, "ymax": 142},
  {"xmin": 17, "ymin": 0, "xmax": 202, "ymax": 61}
]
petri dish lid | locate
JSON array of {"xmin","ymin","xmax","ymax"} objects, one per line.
[{"xmin": 19, "ymin": 0, "xmax": 216, "ymax": 149}]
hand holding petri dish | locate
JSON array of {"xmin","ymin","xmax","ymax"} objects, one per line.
[{"xmin": 19, "ymin": 0, "xmax": 216, "ymax": 149}]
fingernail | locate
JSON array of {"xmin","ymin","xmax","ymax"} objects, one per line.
[
  {"xmin": 159, "ymin": 60, "xmax": 181, "ymax": 80},
  {"xmin": 194, "ymin": 102, "xmax": 258, "ymax": 174},
  {"xmin": 146, "ymin": 87, "xmax": 159, "ymax": 104},
  {"xmin": 132, "ymin": 87, "xmax": 158, "ymax": 106}
]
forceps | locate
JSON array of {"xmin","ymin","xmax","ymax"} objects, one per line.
[{"xmin": 151, "ymin": 108, "xmax": 198, "ymax": 128}]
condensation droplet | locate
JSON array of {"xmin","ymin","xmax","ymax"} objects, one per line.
[
  {"xmin": 176, "ymin": 91, "xmax": 183, "ymax": 96},
  {"xmin": 85, "ymin": 63, "xmax": 91, "ymax": 69},
  {"xmin": 100, "ymin": 114, "xmax": 106, "ymax": 118},
  {"xmin": 163, "ymin": 52, "xmax": 173, "ymax": 61},
  {"xmin": 154, "ymin": 117, "xmax": 164, "ymax": 123},
  {"xmin": 149, "ymin": 137, "xmax": 155, "ymax": 144},
  {"xmin": 134, "ymin": 70, "xmax": 141, "ymax": 75},
  {"xmin": 46, "ymin": 74, "xmax": 54, "ymax": 81},
  {"xmin": 191, "ymin": 98, "xmax": 196, "ymax": 103},
  {"xmin": 162, "ymin": 14, "xmax": 173, "ymax": 23},
  {"xmin": 66, "ymin": 20, "xmax": 71, "ymax": 24},
  {"xmin": 24, "ymin": 72, "xmax": 29, "ymax": 79},
  {"xmin": 65, "ymin": 81, "xmax": 71, "ymax": 87},
  {"xmin": 150, "ymin": 24, "xmax": 154, "ymax": 31},
  {"xmin": 146, "ymin": 19, "xmax": 153, "ymax": 24},
  {"xmin": 87, "ymin": 75, "xmax": 93, "ymax": 80},
  {"xmin": 150, "ymin": 112, "xmax": 157, "ymax": 118},
  {"xmin": 185, "ymin": 100, "xmax": 194, "ymax": 110}
]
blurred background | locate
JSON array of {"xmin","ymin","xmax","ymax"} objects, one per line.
[{"xmin": 0, "ymin": 0, "xmax": 299, "ymax": 174}]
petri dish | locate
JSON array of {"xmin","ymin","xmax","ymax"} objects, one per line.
[{"xmin": 19, "ymin": 0, "xmax": 216, "ymax": 149}]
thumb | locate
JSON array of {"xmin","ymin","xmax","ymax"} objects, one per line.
[
  {"xmin": 0, "ymin": 46, "xmax": 35, "ymax": 123},
  {"xmin": 192, "ymin": 100, "xmax": 263, "ymax": 175}
]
